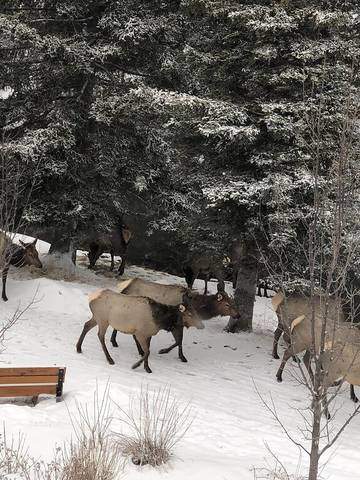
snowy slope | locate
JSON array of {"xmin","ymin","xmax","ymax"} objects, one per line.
[{"xmin": 0, "ymin": 240, "xmax": 359, "ymax": 479}]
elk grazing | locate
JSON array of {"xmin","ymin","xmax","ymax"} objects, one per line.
[
  {"xmin": 110, "ymin": 278, "xmax": 240, "ymax": 362},
  {"xmin": 0, "ymin": 233, "xmax": 42, "ymax": 302},
  {"xmin": 87, "ymin": 222, "xmax": 131, "ymax": 275},
  {"xmin": 183, "ymin": 253, "xmax": 226, "ymax": 294},
  {"xmin": 76, "ymin": 289, "xmax": 203, "ymax": 373}
]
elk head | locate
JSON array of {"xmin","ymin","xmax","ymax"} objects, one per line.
[
  {"xmin": 19, "ymin": 238, "xmax": 43, "ymax": 268},
  {"xmin": 178, "ymin": 303, "xmax": 205, "ymax": 330}
]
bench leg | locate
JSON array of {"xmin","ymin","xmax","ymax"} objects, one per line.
[{"xmin": 56, "ymin": 368, "xmax": 66, "ymax": 402}]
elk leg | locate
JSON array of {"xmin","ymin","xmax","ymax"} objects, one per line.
[
  {"xmin": 276, "ymin": 347, "xmax": 293, "ymax": 382},
  {"xmin": 88, "ymin": 244, "xmax": 102, "ymax": 269},
  {"xmin": 2, "ymin": 266, "xmax": 9, "ymax": 302},
  {"xmin": 110, "ymin": 329, "xmax": 118, "ymax": 347},
  {"xmin": 232, "ymin": 269, "xmax": 237, "ymax": 289},
  {"xmin": 283, "ymin": 331, "xmax": 300, "ymax": 363},
  {"xmin": 176, "ymin": 329, "xmax": 187, "ymax": 362},
  {"xmin": 159, "ymin": 327, "xmax": 187, "ymax": 362},
  {"xmin": 263, "ymin": 282, "xmax": 269, "ymax": 298},
  {"xmin": 110, "ymin": 250, "xmax": 115, "ymax": 271},
  {"xmin": 350, "ymin": 384, "xmax": 358, "ymax": 403},
  {"xmin": 132, "ymin": 335, "xmax": 152, "ymax": 373},
  {"xmin": 117, "ymin": 255, "xmax": 126, "ymax": 276},
  {"xmin": 76, "ymin": 317, "xmax": 97, "ymax": 353},
  {"xmin": 204, "ymin": 274, "xmax": 209, "ymax": 294},
  {"xmin": 97, "ymin": 324, "xmax": 114, "ymax": 365},
  {"xmin": 133, "ymin": 335, "xmax": 144, "ymax": 356},
  {"xmin": 184, "ymin": 266, "xmax": 197, "ymax": 289},
  {"xmin": 257, "ymin": 285, "xmax": 262, "ymax": 297},
  {"xmin": 303, "ymin": 350, "xmax": 314, "ymax": 384},
  {"xmin": 272, "ymin": 324, "xmax": 283, "ymax": 359}
]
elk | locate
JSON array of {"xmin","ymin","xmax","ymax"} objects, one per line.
[
  {"xmin": 76, "ymin": 289, "xmax": 203, "ymax": 373},
  {"xmin": 110, "ymin": 278, "xmax": 240, "ymax": 362},
  {"xmin": 273, "ymin": 292, "xmax": 344, "ymax": 382},
  {"xmin": 87, "ymin": 222, "xmax": 131, "ymax": 275},
  {"xmin": 281, "ymin": 311, "xmax": 360, "ymax": 415},
  {"xmin": 272, "ymin": 291, "xmax": 358, "ymax": 402},
  {"xmin": 183, "ymin": 253, "xmax": 226, "ymax": 294},
  {"xmin": 0, "ymin": 233, "xmax": 42, "ymax": 301}
]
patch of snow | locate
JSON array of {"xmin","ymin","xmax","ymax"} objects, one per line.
[{"xmin": 0, "ymin": 241, "xmax": 359, "ymax": 479}]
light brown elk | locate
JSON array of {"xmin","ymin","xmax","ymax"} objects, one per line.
[
  {"xmin": 273, "ymin": 291, "xmax": 358, "ymax": 402},
  {"xmin": 110, "ymin": 278, "xmax": 240, "ymax": 362},
  {"xmin": 76, "ymin": 289, "xmax": 203, "ymax": 373}
]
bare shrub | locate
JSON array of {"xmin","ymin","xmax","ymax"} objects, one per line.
[
  {"xmin": 61, "ymin": 386, "xmax": 122, "ymax": 480},
  {"xmin": 254, "ymin": 470, "xmax": 307, "ymax": 480},
  {"xmin": 0, "ymin": 291, "xmax": 39, "ymax": 354},
  {"xmin": 0, "ymin": 386, "xmax": 123, "ymax": 480},
  {"xmin": 114, "ymin": 385, "xmax": 192, "ymax": 467}
]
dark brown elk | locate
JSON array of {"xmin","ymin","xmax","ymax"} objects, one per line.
[
  {"xmin": 76, "ymin": 288, "xmax": 203, "ymax": 373},
  {"xmin": 183, "ymin": 253, "xmax": 226, "ymax": 294},
  {"xmin": 0, "ymin": 233, "xmax": 42, "ymax": 301},
  {"xmin": 110, "ymin": 278, "xmax": 240, "ymax": 362},
  {"xmin": 87, "ymin": 223, "xmax": 131, "ymax": 275}
]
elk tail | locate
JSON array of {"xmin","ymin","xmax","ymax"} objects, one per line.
[
  {"xmin": 290, "ymin": 314, "xmax": 306, "ymax": 334},
  {"xmin": 117, "ymin": 278, "xmax": 135, "ymax": 293}
]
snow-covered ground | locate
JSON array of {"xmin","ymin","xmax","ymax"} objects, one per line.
[{"xmin": 1, "ymin": 236, "xmax": 359, "ymax": 479}]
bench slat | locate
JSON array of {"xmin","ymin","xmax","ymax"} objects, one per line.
[
  {"xmin": 0, "ymin": 385, "xmax": 57, "ymax": 397},
  {"xmin": 0, "ymin": 376, "xmax": 59, "ymax": 385},
  {"xmin": 0, "ymin": 368, "xmax": 62, "ymax": 377}
]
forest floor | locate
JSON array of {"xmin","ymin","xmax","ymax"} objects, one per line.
[{"xmin": 0, "ymin": 236, "xmax": 359, "ymax": 479}]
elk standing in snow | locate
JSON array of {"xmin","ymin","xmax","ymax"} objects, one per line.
[
  {"xmin": 0, "ymin": 233, "xmax": 42, "ymax": 301},
  {"xmin": 87, "ymin": 222, "xmax": 131, "ymax": 275}
]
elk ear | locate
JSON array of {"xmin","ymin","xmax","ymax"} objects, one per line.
[
  {"xmin": 179, "ymin": 304, "xmax": 186, "ymax": 312},
  {"xmin": 19, "ymin": 240, "xmax": 26, "ymax": 247},
  {"xmin": 216, "ymin": 293, "xmax": 223, "ymax": 302}
]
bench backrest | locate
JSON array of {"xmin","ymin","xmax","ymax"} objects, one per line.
[{"xmin": 0, "ymin": 367, "xmax": 66, "ymax": 398}]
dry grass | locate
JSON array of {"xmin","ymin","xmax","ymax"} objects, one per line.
[
  {"xmin": 114, "ymin": 385, "xmax": 192, "ymax": 467},
  {"xmin": 253, "ymin": 465, "xmax": 307, "ymax": 480},
  {"xmin": 0, "ymin": 386, "xmax": 123, "ymax": 480},
  {"xmin": 61, "ymin": 386, "xmax": 122, "ymax": 480}
]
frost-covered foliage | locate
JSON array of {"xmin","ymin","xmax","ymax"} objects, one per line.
[{"xmin": 0, "ymin": 0, "xmax": 359, "ymax": 278}]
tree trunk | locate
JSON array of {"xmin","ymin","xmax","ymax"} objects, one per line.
[
  {"xmin": 308, "ymin": 395, "xmax": 321, "ymax": 480},
  {"xmin": 49, "ymin": 237, "xmax": 77, "ymax": 264},
  {"xmin": 225, "ymin": 239, "xmax": 258, "ymax": 332}
]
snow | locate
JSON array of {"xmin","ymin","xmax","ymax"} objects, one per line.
[{"xmin": 1, "ymin": 238, "xmax": 360, "ymax": 479}]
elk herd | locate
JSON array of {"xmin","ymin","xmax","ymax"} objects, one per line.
[{"xmin": 2, "ymin": 228, "xmax": 360, "ymax": 415}]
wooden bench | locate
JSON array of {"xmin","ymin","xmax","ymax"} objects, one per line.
[{"xmin": 0, "ymin": 367, "xmax": 66, "ymax": 404}]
